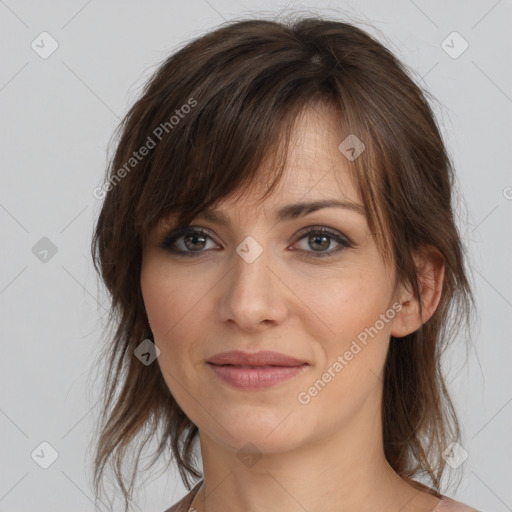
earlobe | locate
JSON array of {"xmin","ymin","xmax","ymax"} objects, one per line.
[
  {"xmin": 390, "ymin": 297, "xmax": 418, "ymax": 339},
  {"xmin": 390, "ymin": 247, "xmax": 445, "ymax": 339}
]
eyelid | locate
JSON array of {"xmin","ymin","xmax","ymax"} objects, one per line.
[
  {"xmin": 159, "ymin": 226, "xmax": 219, "ymax": 250},
  {"xmin": 289, "ymin": 226, "xmax": 352, "ymax": 259},
  {"xmin": 293, "ymin": 225, "xmax": 353, "ymax": 247},
  {"xmin": 159, "ymin": 224, "xmax": 353, "ymax": 257}
]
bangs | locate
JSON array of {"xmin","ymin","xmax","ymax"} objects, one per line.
[
  {"xmin": 130, "ymin": 73, "xmax": 335, "ymax": 246},
  {"xmin": 103, "ymin": 19, "xmax": 402, "ymax": 274}
]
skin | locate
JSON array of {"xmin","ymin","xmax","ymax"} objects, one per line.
[{"xmin": 141, "ymin": 102, "xmax": 445, "ymax": 512}]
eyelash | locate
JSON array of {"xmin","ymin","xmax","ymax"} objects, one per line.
[{"xmin": 159, "ymin": 226, "xmax": 352, "ymax": 259}]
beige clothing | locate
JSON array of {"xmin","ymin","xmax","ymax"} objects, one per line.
[{"xmin": 162, "ymin": 480, "xmax": 481, "ymax": 512}]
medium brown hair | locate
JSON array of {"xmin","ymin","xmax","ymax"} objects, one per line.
[{"xmin": 90, "ymin": 14, "xmax": 475, "ymax": 510}]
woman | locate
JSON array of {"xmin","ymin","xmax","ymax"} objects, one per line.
[{"xmin": 91, "ymin": 15, "xmax": 479, "ymax": 512}]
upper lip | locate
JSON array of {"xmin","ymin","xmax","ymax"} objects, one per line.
[{"xmin": 207, "ymin": 350, "xmax": 308, "ymax": 367}]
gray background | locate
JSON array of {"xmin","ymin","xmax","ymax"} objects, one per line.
[{"xmin": 1, "ymin": 1, "xmax": 511, "ymax": 511}]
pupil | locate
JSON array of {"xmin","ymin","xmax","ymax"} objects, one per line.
[
  {"xmin": 311, "ymin": 235, "xmax": 329, "ymax": 251},
  {"xmin": 185, "ymin": 233, "xmax": 206, "ymax": 251}
]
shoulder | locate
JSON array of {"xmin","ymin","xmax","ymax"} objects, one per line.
[
  {"xmin": 434, "ymin": 495, "xmax": 481, "ymax": 512},
  {"xmin": 161, "ymin": 480, "xmax": 203, "ymax": 512}
]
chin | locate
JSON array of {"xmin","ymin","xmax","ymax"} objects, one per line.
[{"xmin": 204, "ymin": 412, "xmax": 309, "ymax": 453}]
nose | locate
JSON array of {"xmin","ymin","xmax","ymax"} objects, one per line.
[{"xmin": 218, "ymin": 243, "xmax": 288, "ymax": 332}]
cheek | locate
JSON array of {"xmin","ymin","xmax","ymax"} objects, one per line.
[
  {"xmin": 296, "ymin": 262, "xmax": 393, "ymax": 385},
  {"xmin": 140, "ymin": 261, "xmax": 212, "ymax": 388},
  {"xmin": 141, "ymin": 260, "xmax": 200, "ymax": 338},
  {"xmin": 295, "ymin": 261, "xmax": 392, "ymax": 337},
  {"xmin": 140, "ymin": 265, "xmax": 197, "ymax": 407},
  {"xmin": 295, "ymin": 278, "xmax": 392, "ymax": 425}
]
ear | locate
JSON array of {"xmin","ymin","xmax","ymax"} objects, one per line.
[{"xmin": 390, "ymin": 246, "xmax": 445, "ymax": 338}]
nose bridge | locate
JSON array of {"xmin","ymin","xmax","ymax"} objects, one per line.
[{"xmin": 219, "ymin": 235, "xmax": 287, "ymax": 329}]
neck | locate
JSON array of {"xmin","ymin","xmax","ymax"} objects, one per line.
[{"xmin": 189, "ymin": 392, "xmax": 440, "ymax": 512}]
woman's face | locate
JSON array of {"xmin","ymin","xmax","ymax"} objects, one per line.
[{"xmin": 141, "ymin": 104, "xmax": 405, "ymax": 455}]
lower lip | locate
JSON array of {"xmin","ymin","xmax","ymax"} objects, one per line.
[{"xmin": 207, "ymin": 363, "xmax": 308, "ymax": 389}]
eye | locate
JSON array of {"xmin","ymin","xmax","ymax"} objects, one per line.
[
  {"xmin": 290, "ymin": 227, "xmax": 352, "ymax": 258},
  {"xmin": 159, "ymin": 225, "xmax": 352, "ymax": 258},
  {"xmin": 159, "ymin": 227, "xmax": 219, "ymax": 257}
]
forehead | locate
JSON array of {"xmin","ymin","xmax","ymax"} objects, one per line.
[
  {"xmin": 148, "ymin": 102, "xmax": 367, "ymax": 242},
  {"xmin": 218, "ymin": 103, "xmax": 361, "ymax": 213}
]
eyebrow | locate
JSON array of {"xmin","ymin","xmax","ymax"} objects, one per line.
[{"xmin": 194, "ymin": 199, "xmax": 366, "ymax": 225}]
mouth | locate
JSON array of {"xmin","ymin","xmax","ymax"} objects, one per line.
[
  {"xmin": 214, "ymin": 364, "xmax": 296, "ymax": 368},
  {"xmin": 206, "ymin": 362, "xmax": 309, "ymax": 389},
  {"xmin": 206, "ymin": 350, "xmax": 309, "ymax": 367}
]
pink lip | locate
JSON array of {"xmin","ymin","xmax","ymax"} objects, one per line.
[
  {"xmin": 207, "ymin": 350, "xmax": 308, "ymax": 366},
  {"xmin": 207, "ymin": 363, "xmax": 308, "ymax": 389},
  {"xmin": 206, "ymin": 350, "xmax": 309, "ymax": 390}
]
